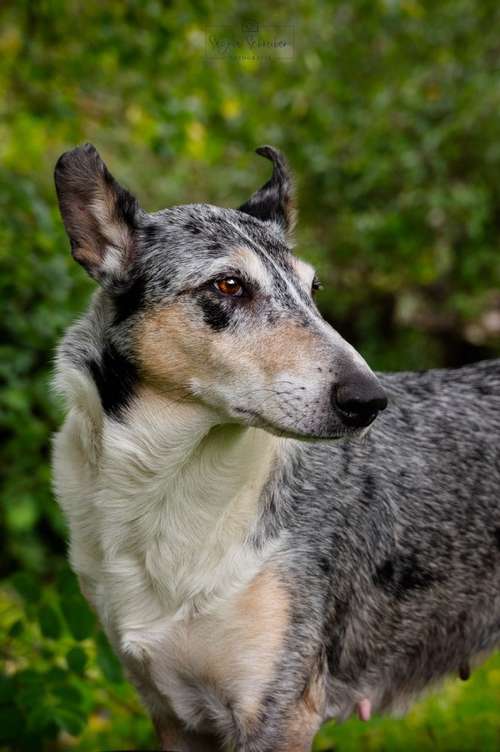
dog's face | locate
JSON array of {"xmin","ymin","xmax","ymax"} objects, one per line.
[{"xmin": 55, "ymin": 144, "xmax": 386, "ymax": 439}]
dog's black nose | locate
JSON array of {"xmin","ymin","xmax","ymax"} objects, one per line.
[{"xmin": 334, "ymin": 374, "xmax": 387, "ymax": 428}]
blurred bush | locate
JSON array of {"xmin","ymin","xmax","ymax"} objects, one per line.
[{"xmin": 1, "ymin": 0, "xmax": 499, "ymax": 749}]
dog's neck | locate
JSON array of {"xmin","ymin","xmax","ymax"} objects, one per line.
[{"xmin": 92, "ymin": 385, "xmax": 281, "ymax": 637}]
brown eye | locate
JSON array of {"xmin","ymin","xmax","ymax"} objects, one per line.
[{"xmin": 215, "ymin": 277, "xmax": 244, "ymax": 296}]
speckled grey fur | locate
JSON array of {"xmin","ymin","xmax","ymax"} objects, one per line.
[{"xmin": 251, "ymin": 361, "xmax": 500, "ymax": 747}]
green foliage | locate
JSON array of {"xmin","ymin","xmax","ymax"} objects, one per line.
[
  {"xmin": 0, "ymin": 576, "xmax": 153, "ymax": 751},
  {"xmin": 1, "ymin": 0, "xmax": 499, "ymax": 749}
]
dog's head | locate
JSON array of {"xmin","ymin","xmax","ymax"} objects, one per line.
[{"xmin": 55, "ymin": 144, "xmax": 386, "ymax": 439}]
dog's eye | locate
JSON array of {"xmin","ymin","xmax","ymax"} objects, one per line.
[
  {"xmin": 311, "ymin": 276, "xmax": 322, "ymax": 296},
  {"xmin": 215, "ymin": 277, "xmax": 244, "ymax": 297}
]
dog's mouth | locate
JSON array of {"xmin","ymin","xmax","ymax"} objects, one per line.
[{"xmin": 232, "ymin": 407, "xmax": 365, "ymax": 441}]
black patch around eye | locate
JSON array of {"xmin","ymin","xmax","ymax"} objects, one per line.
[
  {"xmin": 113, "ymin": 276, "xmax": 147, "ymax": 325},
  {"xmin": 197, "ymin": 294, "xmax": 231, "ymax": 331},
  {"xmin": 88, "ymin": 344, "xmax": 138, "ymax": 418}
]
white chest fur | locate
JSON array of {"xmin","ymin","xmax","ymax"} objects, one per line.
[{"xmin": 52, "ymin": 377, "xmax": 285, "ymax": 726}]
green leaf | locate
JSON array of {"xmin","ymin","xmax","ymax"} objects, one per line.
[
  {"xmin": 15, "ymin": 670, "xmax": 45, "ymax": 710},
  {"xmin": 53, "ymin": 706, "xmax": 86, "ymax": 736},
  {"xmin": 45, "ymin": 667, "xmax": 67, "ymax": 685},
  {"xmin": 5, "ymin": 493, "xmax": 38, "ymax": 533},
  {"xmin": 51, "ymin": 682, "xmax": 84, "ymax": 708},
  {"xmin": 66, "ymin": 646, "xmax": 87, "ymax": 674},
  {"xmin": 0, "ymin": 705, "xmax": 24, "ymax": 742},
  {"xmin": 26, "ymin": 705, "xmax": 58, "ymax": 739},
  {"xmin": 96, "ymin": 631, "xmax": 123, "ymax": 684},
  {"xmin": 0, "ymin": 675, "xmax": 13, "ymax": 705},
  {"xmin": 38, "ymin": 604, "xmax": 63, "ymax": 639},
  {"xmin": 60, "ymin": 594, "xmax": 95, "ymax": 640},
  {"xmin": 8, "ymin": 619, "xmax": 23, "ymax": 638},
  {"xmin": 10, "ymin": 572, "xmax": 40, "ymax": 602},
  {"xmin": 56, "ymin": 568, "xmax": 80, "ymax": 599}
]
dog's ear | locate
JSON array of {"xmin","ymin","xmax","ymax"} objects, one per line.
[
  {"xmin": 54, "ymin": 144, "xmax": 140, "ymax": 289},
  {"xmin": 238, "ymin": 146, "xmax": 295, "ymax": 236}
]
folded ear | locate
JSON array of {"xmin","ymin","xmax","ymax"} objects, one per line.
[
  {"xmin": 54, "ymin": 144, "xmax": 140, "ymax": 289},
  {"xmin": 238, "ymin": 146, "xmax": 295, "ymax": 236}
]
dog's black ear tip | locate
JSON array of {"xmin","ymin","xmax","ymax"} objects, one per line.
[
  {"xmin": 255, "ymin": 145, "xmax": 284, "ymax": 163},
  {"xmin": 255, "ymin": 146, "xmax": 292, "ymax": 184},
  {"xmin": 240, "ymin": 145, "xmax": 294, "ymax": 231},
  {"xmin": 54, "ymin": 143, "xmax": 101, "ymax": 176},
  {"xmin": 54, "ymin": 151, "xmax": 71, "ymax": 176}
]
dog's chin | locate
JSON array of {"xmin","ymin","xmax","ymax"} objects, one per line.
[
  {"xmin": 264, "ymin": 425, "xmax": 366, "ymax": 443},
  {"xmin": 235, "ymin": 410, "xmax": 366, "ymax": 442}
]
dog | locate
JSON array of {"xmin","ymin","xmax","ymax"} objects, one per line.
[{"xmin": 52, "ymin": 143, "xmax": 500, "ymax": 752}]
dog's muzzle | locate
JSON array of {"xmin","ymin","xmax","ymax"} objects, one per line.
[{"xmin": 333, "ymin": 371, "xmax": 387, "ymax": 429}]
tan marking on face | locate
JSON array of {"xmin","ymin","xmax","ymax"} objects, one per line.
[
  {"xmin": 214, "ymin": 322, "xmax": 323, "ymax": 379},
  {"xmin": 135, "ymin": 301, "xmax": 323, "ymax": 397},
  {"xmin": 134, "ymin": 300, "xmax": 216, "ymax": 392}
]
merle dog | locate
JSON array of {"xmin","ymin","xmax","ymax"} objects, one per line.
[{"xmin": 52, "ymin": 144, "xmax": 500, "ymax": 752}]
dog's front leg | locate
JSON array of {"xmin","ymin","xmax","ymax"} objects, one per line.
[{"xmin": 155, "ymin": 717, "xmax": 224, "ymax": 752}]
